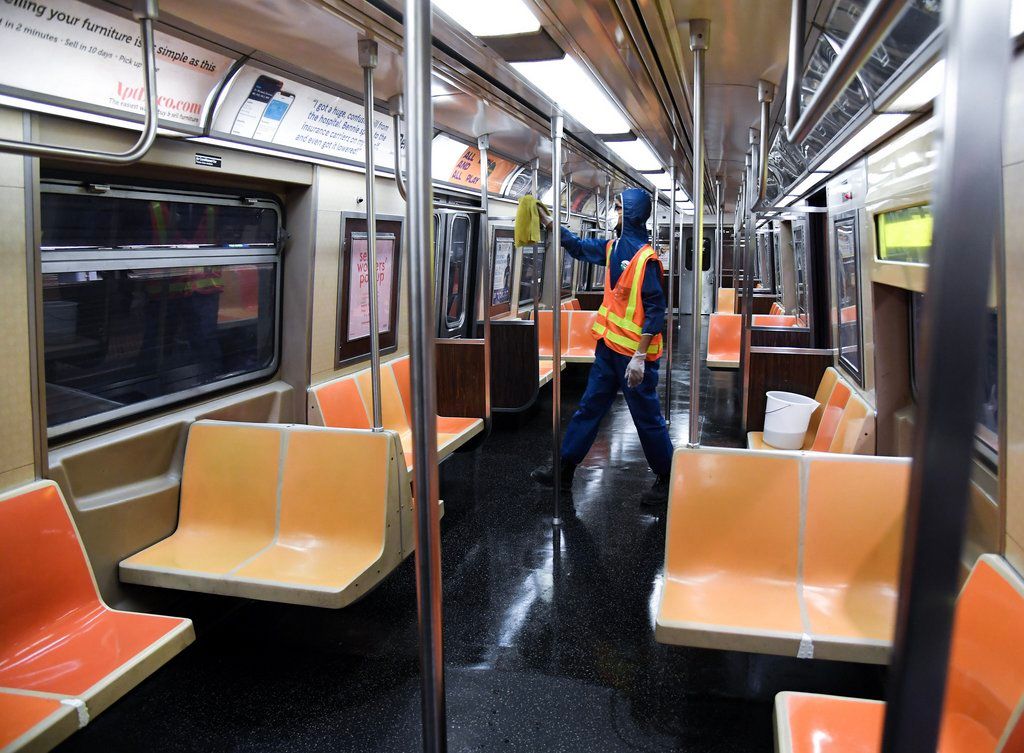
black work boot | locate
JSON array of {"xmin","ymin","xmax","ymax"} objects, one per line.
[
  {"xmin": 641, "ymin": 474, "xmax": 671, "ymax": 506},
  {"xmin": 531, "ymin": 459, "xmax": 576, "ymax": 492}
]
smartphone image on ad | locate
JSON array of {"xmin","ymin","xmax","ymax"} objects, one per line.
[
  {"xmin": 252, "ymin": 91, "xmax": 295, "ymax": 142},
  {"xmin": 230, "ymin": 75, "xmax": 284, "ymax": 138}
]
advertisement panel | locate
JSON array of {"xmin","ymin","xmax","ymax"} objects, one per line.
[
  {"xmin": 347, "ymin": 233, "xmax": 395, "ymax": 340},
  {"xmin": 0, "ymin": 0, "xmax": 231, "ymax": 126},
  {"xmin": 492, "ymin": 236, "xmax": 513, "ymax": 305},
  {"xmin": 213, "ymin": 66, "xmax": 403, "ymax": 165}
]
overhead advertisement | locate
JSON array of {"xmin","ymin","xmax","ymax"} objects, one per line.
[
  {"xmin": 212, "ymin": 65, "xmax": 404, "ymax": 166},
  {"xmin": 0, "ymin": 0, "xmax": 232, "ymax": 126},
  {"xmin": 444, "ymin": 144, "xmax": 518, "ymax": 194}
]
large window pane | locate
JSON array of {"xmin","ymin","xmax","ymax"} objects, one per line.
[
  {"xmin": 834, "ymin": 215, "xmax": 863, "ymax": 382},
  {"xmin": 444, "ymin": 216, "xmax": 471, "ymax": 327},
  {"xmin": 44, "ymin": 263, "xmax": 277, "ymax": 431},
  {"xmin": 877, "ymin": 204, "xmax": 932, "ymax": 264},
  {"xmin": 41, "ymin": 192, "xmax": 279, "ymax": 250}
]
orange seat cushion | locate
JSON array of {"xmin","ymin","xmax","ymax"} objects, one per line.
[
  {"xmin": 0, "ymin": 691, "xmax": 77, "ymax": 752},
  {"xmin": 778, "ymin": 692, "xmax": 883, "ymax": 753},
  {"xmin": 314, "ymin": 377, "xmax": 370, "ymax": 430},
  {"xmin": 752, "ymin": 314, "xmax": 799, "ymax": 327},
  {"xmin": 707, "ymin": 313, "xmax": 741, "ymax": 366},
  {"xmin": 0, "ymin": 485, "xmax": 187, "ymax": 696},
  {"xmin": 811, "ymin": 381, "xmax": 851, "ymax": 451}
]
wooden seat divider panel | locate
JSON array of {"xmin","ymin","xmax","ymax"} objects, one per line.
[
  {"xmin": 490, "ymin": 319, "xmax": 541, "ymax": 411},
  {"xmin": 803, "ymin": 455, "xmax": 910, "ymax": 662},
  {"xmin": 0, "ymin": 691, "xmax": 80, "ymax": 753},
  {"xmin": 2, "ymin": 481, "xmax": 194, "ymax": 718},
  {"xmin": 120, "ymin": 423, "xmax": 283, "ymax": 574},
  {"xmin": 657, "ymin": 449, "xmax": 805, "ymax": 654}
]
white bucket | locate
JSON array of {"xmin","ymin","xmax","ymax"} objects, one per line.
[{"xmin": 763, "ymin": 390, "xmax": 819, "ymax": 450}]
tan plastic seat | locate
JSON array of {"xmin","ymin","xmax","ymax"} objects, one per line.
[
  {"xmin": 656, "ymin": 447, "xmax": 910, "ymax": 662},
  {"xmin": 717, "ymin": 287, "xmax": 736, "ymax": 313},
  {"xmin": 775, "ymin": 554, "xmax": 1024, "ymax": 753},
  {"xmin": 747, "ymin": 367, "xmax": 840, "ymax": 451},
  {"xmin": 564, "ymin": 310, "xmax": 599, "ymax": 363},
  {"xmin": 121, "ymin": 421, "xmax": 409, "ymax": 608},
  {"xmin": 0, "ymin": 691, "xmax": 80, "ymax": 753},
  {"xmin": 1, "ymin": 481, "xmax": 194, "ymax": 723},
  {"xmin": 828, "ymin": 392, "xmax": 875, "ymax": 454},
  {"xmin": 706, "ymin": 313, "xmax": 741, "ymax": 369}
]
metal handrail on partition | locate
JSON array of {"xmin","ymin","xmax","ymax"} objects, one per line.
[
  {"xmin": 549, "ymin": 114, "xmax": 565, "ymax": 527},
  {"xmin": 687, "ymin": 18, "xmax": 709, "ymax": 448},
  {"xmin": 0, "ymin": 0, "xmax": 159, "ymax": 164},
  {"xmin": 785, "ymin": 0, "xmax": 911, "ymax": 144},
  {"xmin": 388, "ymin": 94, "xmax": 408, "ymax": 201}
]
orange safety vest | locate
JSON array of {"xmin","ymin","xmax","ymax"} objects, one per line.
[{"xmin": 592, "ymin": 240, "xmax": 664, "ymax": 361}]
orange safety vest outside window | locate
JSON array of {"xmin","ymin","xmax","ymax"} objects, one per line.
[{"xmin": 592, "ymin": 240, "xmax": 664, "ymax": 361}]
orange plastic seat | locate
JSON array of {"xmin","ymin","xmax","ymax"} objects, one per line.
[
  {"xmin": 312, "ymin": 377, "xmax": 371, "ymax": 431},
  {"xmin": 656, "ymin": 447, "xmax": 910, "ymax": 662},
  {"xmin": 561, "ymin": 298, "xmax": 581, "ymax": 310},
  {"xmin": 811, "ymin": 380, "xmax": 852, "ymax": 451},
  {"xmin": 707, "ymin": 313, "xmax": 741, "ymax": 369},
  {"xmin": 564, "ymin": 310, "xmax": 599, "ymax": 363},
  {"xmin": 717, "ymin": 287, "xmax": 736, "ymax": 313},
  {"xmin": 747, "ymin": 367, "xmax": 841, "ymax": 452},
  {"xmin": 536, "ymin": 310, "xmax": 570, "ymax": 359},
  {"xmin": 770, "ymin": 301, "xmax": 785, "ymax": 315},
  {"xmin": 775, "ymin": 554, "xmax": 1024, "ymax": 753},
  {"xmin": 0, "ymin": 691, "xmax": 79, "ymax": 753},
  {"xmin": 1, "ymin": 481, "xmax": 193, "ymax": 720},
  {"xmin": 752, "ymin": 314, "xmax": 800, "ymax": 327},
  {"xmin": 121, "ymin": 422, "xmax": 410, "ymax": 608}
]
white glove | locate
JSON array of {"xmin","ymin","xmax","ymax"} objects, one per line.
[
  {"xmin": 625, "ymin": 351, "xmax": 646, "ymax": 389},
  {"xmin": 537, "ymin": 203, "xmax": 553, "ymax": 230}
]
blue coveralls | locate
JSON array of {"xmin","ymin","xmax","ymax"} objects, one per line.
[{"xmin": 558, "ymin": 188, "xmax": 675, "ymax": 477}]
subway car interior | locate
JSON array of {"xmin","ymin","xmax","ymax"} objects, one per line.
[{"xmin": 1, "ymin": 0, "xmax": 1023, "ymax": 751}]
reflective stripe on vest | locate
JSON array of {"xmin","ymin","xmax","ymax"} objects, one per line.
[{"xmin": 592, "ymin": 240, "xmax": 663, "ymax": 360}]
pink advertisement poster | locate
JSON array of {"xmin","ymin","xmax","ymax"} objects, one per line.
[{"xmin": 347, "ymin": 234, "xmax": 395, "ymax": 340}]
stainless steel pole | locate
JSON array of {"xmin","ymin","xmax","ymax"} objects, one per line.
[
  {"xmin": 714, "ymin": 177, "xmax": 722, "ymax": 307},
  {"xmin": 664, "ymin": 160, "xmax": 677, "ymax": 422},
  {"xmin": 756, "ymin": 80, "xmax": 776, "ymax": 207},
  {"xmin": 881, "ymin": 0, "xmax": 1011, "ymax": 750},
  {"xmin": 550, "ymin": 114, "xmax": 565, "ymax": 526},
  {"xmin": 687, "ymin": 19, "xmax": 709, "ymax": 448},
  {"xmin": 478, "ymin": 134, "xmax": 492, "ymax": 346},
  {"xmin": 403, "ymin": 0, "xmax": 446, "ymax": 749},
  {"xmin": 359, "ymin": 39, "xmax": 383, "ymax": 432},
  {"xmin": 604, "ymin": 182, "xmax": 612, "ymax": 233},
  {"xmin": 532, "ymin": 158, "xmax": 541, "ymax": 323}
]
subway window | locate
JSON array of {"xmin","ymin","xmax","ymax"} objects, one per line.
[
  {"xmin": 443, "ymin": 215, "xmax": 471, "ymax": 329},
  {"xmin": 40, "ymin": 181, "xmax": 282, "ymax": 437},
  {"xmin": 877, "ymin": 204, "xmax": 932, "ymax": 264},
  {"xmin": 833, "ymin": 213, "xmax": 863, "ymax": 383}
]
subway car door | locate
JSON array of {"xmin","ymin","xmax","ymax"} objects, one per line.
[
  {"xmin": 435, "ymin": 210, "xmax": 476, "ymax": 338},
  {"xmin": 680, "ymin": 230, "xmax": 714, "ymax": 315}
]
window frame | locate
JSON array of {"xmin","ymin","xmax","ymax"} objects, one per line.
[
  {"xmin": 39, "ymin": 180, "xmax": 284, "ymax": 439},
  {"xmin": 441, "ymin": 212, "xmax": 473, "ymax": 332},
  {"xmin": 832, "ymin": 210, "xmax": 865, "ymax": 385}
]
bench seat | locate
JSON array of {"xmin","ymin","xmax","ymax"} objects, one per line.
[
  {"xmin": 121, "ymin": 421, "xmax": 412, "ymax": 608},
  {"xmin": 1, "ymin": 481, "xmax": 194, "ymax": 728},
  {"xmin": 706, "ymin": 313, "xmax": 740, "ymax": 369},
  {"xmin": 0, "ymin": 692, "xmax": 80, "ymax": 753},
  {"xmin": 310, "ymin": 355, "xmax": 484, "ymax": 472},
  {"xmin": 774, "ymin": 555, "xmax": 1024, "ymax": 753},
  {"xmin": 537, "ymin": 310, "xmax": 599, "ymax": 363},
  {"xmin": 656, "ymin": 448, "xmax": 909, "ymax": 663},
  {"xmin": 717, "ymin": 287, "xmax": 736, "ymax": 313}
]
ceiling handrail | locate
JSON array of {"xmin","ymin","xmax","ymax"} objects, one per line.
[{"xmin": 0, "ymin": 0, "xmax": 160, "ymax": 165}]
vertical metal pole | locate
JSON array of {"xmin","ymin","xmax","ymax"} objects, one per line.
[
  {"xmin": 882, "ymin": 0, "xmax": 1010, "ymax": 751},
  {"xmin": 478, "ymin": 134, "xmax": 491, "ymax": 346},
  {"xmin": 550, "ymin": 114, "xmax": 565, "ymax": 526},
  {"xmin": 714, "ymin": 177, "xmax": 722, "ymax": 308},
  {"xmin": 532, "ymin": 158, "xmax": 541, "ymax": 322},
  {"xmin": 403, "ymin": 2, "xmax": 446, "ymax": 750},
  {"xmin": 604, "ymin": 181, "xmax": 612, "ymax": 233},
  {"xmin": 360, "ymin": 39, "xmax": 383, "ymax": 431},
  {"xmin": 687, "ymin": 19, "xmax": 709, "ymax": 448},
  {"xmin": 664, "ymin": 160, "xmax": 677, "ymax": 422},
  {"xmin": 756, "ymin": 80, "xmax": 776, "ymax": 206}
]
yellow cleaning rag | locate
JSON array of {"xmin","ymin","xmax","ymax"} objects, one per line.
[{"xmin": 514, "ymin": 195, "xmax": 550, "ymax": 247}]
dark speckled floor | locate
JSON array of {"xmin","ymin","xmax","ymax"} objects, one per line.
[{"xmin": 57, "ymin": 316, "xmax": 885, "ymax": 752}]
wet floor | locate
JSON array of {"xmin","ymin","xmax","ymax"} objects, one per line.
[{"xmin": 58, "ymin": 316, "xmax": 885, "ymax": 753}]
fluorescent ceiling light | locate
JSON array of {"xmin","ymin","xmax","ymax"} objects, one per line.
[
  {"xmin": 1013, "ymin": 0, "xmax": 1024, "ymax": 37},
  {"xmin": 887, "ymin": 60, "xmax": 945, "ymax": 112},
  {"xmin": 789, "ymin": 172, "xmax": 830, "ymax": 198},
  {"xmin": 432, "ymin": 0, "xmax": 540, "ymax": 37},
  {"xmin": 818, "ymin": 113, "xmax": 911, "ymax": 173},
  {"xmin": 648, "ymin": 171, "xmax": 674, "ymax": 191},
  {"xmin": 605, "ymin": 138, "xmax": 662, "ymax": 171},
  {"xmin": 512, "ymin": 57, "xmax": 630, "ymax": 135}
]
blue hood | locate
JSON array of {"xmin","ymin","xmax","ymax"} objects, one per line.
[{"xmin": 616, "ymin": 187, "xmax": 652, "ymax": 257}]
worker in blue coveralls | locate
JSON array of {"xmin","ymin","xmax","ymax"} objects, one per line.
[{"xmin": 532, "ymin": 187, "xmax": 674, "ymax": 505}]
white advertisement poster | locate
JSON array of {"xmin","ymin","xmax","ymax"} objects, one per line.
[
  {"xmin": 347, "ymin": 233, "xmax": 395, "ymax": 341},
  {"xmin": 0, "ymin": 0, "xmax": 232, "ymax": 126},
  {"xmin": 213, "ymin": 66, "xmax": 404, "ymax": 165},
  {"xmin": 492, "ymin": 237, "xmax": 513, "ymax": 305}
]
